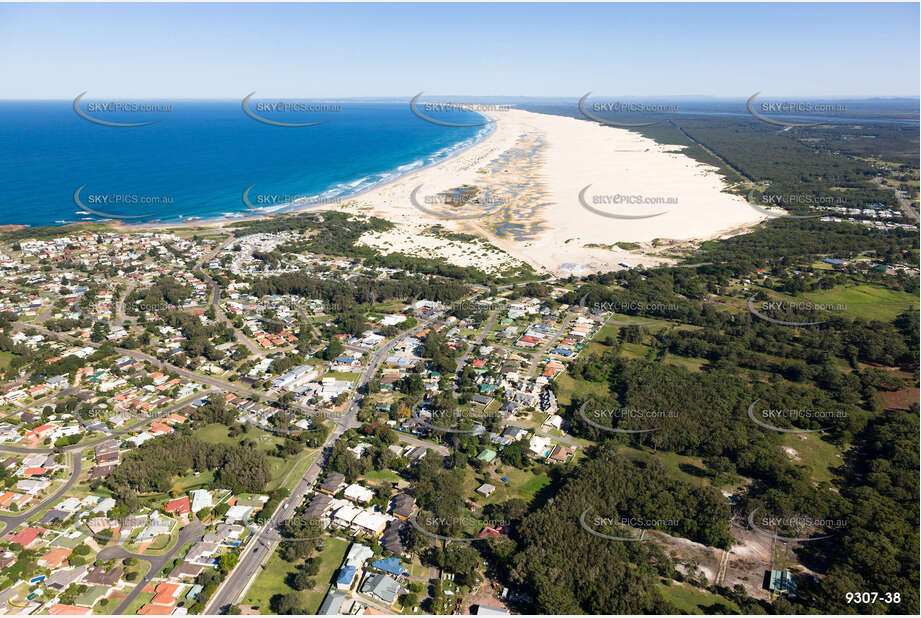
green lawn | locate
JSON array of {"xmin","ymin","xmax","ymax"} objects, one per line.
[
  {"xmin": 616, "ymin": 444, "xmax": 746, "ymax": 489},
  {"xmin": 122, "ymin": 590, "xmax": 156, "ymax": 615},
  {"xmin": 555, "ymin": 373, "xmax": 610, "ymax": 407},
  {"xmin": 781, "ymin": 433, "xmax": 844, "ymax": 484},
  {"xmin": 663, "ymin": 353, "xmax": 706, "ymax": 372},
  {"xmin": 194, "ymin": 422, "xmax": 314, "ymax": 490},
  {"xmin": 303, "ymin": 537, "xmax": 350, "ymax": 613},
  {"xmin": 801, "ymin": 284, "xmax": 917, "ymax": 321},
  {"xmin": 242, "ymin": 535, "xmax": 349, "ymax": 614},
  {"xmin": 242, "ymin": 551, "xmax": 298, "ymax": 612},
  {"xmin": 0, "ymin": 350, "xmax": 14, "ymax": 370},
  {"xmin": 657, "ymin": 581, "xmax": 739, "ymax": 614},
  {"xmin": 323, "ymin": 371, "xmax": 361, "ymax": 381},
  {"xmin": 464, "ymin": 465, "xmax": 552, "ymax": 506},
  {"xmin": 270, "ymin": 448, "xmax": 320, "ymax": 493},
  {"xmin": 360, "ymin": 469, "xmax": 403, "ymax": 485}
]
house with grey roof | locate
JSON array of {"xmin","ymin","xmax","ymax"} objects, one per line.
[
  {"xmin": 318, "ymin": 589, "xmax": 347, "ymax": 615},
  {"xmin": 361, "ymin": 573, "xmax": 402, "ymax": 605}
]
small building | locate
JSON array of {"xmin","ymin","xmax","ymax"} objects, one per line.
[
  {"xmin": 547, "ymin": 445, "xmax": 573, "ymax": 464},
  {"xmin": 335, "ymin": 565, "xmax": 357, "ymax": 591},
  {"xmin": 371, "ymin": 557, "xmax": 408, "ymax": 577},
  {"xmin": 389, "ymin": 493, "xmax": 416, "ymax": 520},
  {"xmin": 768, "ymin": 570, "xmax": 798, "ymax": 596},
  {"xmin": 361, "ymin": 573, "xmax": 402, "ymax": 605},
  {"xmin": 380, "ymin": 520, "xmax": 408, "ymax": 555},
  {"xmin": 319, "ymin": 472, "xmax": 346, "ymax": 495},
  {"xmin": 318, "ymin": 590, "xmax": 346, "ymax": 615},
  {"xmin": 476, "ymin": 605, "xmax": 510, "ymax": 615},
  {"xmin": 476, "ymin": 483, "xmax": 496, "ymax": 497},
  {"xmin": 476, "ymin": 449, "xmax": 497, "ymax": 464},
  {"xmin": 343, "ymin": 483, "xmax": 375, "ymax": 505}
]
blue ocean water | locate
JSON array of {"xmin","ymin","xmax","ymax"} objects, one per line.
[{"xmin": 0, "ymin": 100, "xmax": 488, "ymax": 226}]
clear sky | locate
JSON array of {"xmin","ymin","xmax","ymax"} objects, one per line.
[{"xmin": 1, "ymin": 2, "xmax": 918, "ymax": 99}]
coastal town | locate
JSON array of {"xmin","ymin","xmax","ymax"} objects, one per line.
[
  {"xmin": 2, "ymin": 1, "xmax": 919, "ymax": 615},
  {"xmin": 0, "ymin": 223, "xmax": 608, "ymax": 615},
  {"xmin": 0, "ymin": 181, "xmax": 917, "ymax": 616}
]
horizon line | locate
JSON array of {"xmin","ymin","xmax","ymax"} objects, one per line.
[{"xmin": 2, "ymin": 95, "xmax": 920, "ymax": 102}]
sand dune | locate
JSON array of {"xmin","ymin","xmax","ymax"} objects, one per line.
[{"xmin": 345, "ymin": 109, "xmax": 767, "ymax": 276}]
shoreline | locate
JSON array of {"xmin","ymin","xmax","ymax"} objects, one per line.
[
  {"xmin": 18, "ymin": 107, "xmax": 767, "ymax": 277},
  {"xmin": 128, "ymin": 114, "xmax": 498, "ymax": 231}
]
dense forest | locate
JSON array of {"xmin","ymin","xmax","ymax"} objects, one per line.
[{"xmin": 104, "ymin": 433, "xmax": 270, "ymax": 515}]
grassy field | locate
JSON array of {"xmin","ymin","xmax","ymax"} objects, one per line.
[
  {"xmin": 303, "ymin": 537, "xmax": 350, "ymax": 612},
  {"xmin": 781, "ymin": 433, "xmax": 844, "ymax": 484},
  {"xmin": 555, "ymin": 373, "xmax": 610, "ymax": 407},
  {"xmin": 657, "ymin": 581, "xmax": 739, "ymax": 614},
  {"xmin": 122, "ymin": 589, "xmax": 156, "ymax": 615},
  {"xmin": 663, "ymin": 353, "xmax": 706, "ymax": 372},
  {"xmin": 323, "ymin": 371, "xmax": 361, "ymax": 381},
  {"xmin": 464, "ymin": 465, "xmax": 552, "ymax": 506},
  {"xmin": 271, "ymin": 448, "xmax": 320, "ymax": 493},
  {"xmin": 242, "ymin": 551, "xmax": 296, "ymax": 613},
  {"xmin": 801, "ymin": 284, "xmax": 917, "ymax": 321},
  {"xmin": 192, "ymin": 422, "xmax": 318, "ymax": 492},
  {"xmin": 615, "ymin": 444, "xmax": 746, "ymax": 489},
  {"xmin": 360, "ymin": 468, "xmax": 404, "ymax": 485},
  {"xmin": 242, "ymin": 535, "xmax": 349, "ymax": 614},
  {"xmin": 0, "ymin": 350, "xmax": 14, "ymax": 370}
]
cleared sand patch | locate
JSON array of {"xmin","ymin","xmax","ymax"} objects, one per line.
[{"xmin": 356, "ymin": 225, "xmax": 525, "ymax": 275}]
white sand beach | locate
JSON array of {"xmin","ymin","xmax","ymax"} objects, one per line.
[{"xmin": 346, "ymin": 108, "xmax": 766, "ymax": 276}]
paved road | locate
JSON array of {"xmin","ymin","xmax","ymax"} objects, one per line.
[
  {"xmin": 874, "ymin": 176, "xmax": 919, "ymax": 222},
  {"xmin": 195, "ymin": 237, "xmax": 265, "ymax": 357},
  {"xmin": 526, "ymin": 314, "xmax": 575, "ymax": 378},
  {"xmin": 114, "ymin": 280, "xmax": 138, "ymax": 327},
  {"xmin": 11, "ymin": 322, "xmax": 319, "ymax": 419},
  {"xmin": 9, "ymin": 294, "xmax": 457, "ymax": 614},
  {"xmin": 205, "ymin": 311, "xmax": 447, "ymax": 613},
  {"xmin": 107, "ymin": 521, "xmax": 206, "ymax": 614},
  {"xmin": 0, "ymin": 450, "xmax": 82, "ymax": 534},
  {"xmin": 0, "ymin": 391, "xmax": 214, "ymax": 456},
  {"xmin": 455, "ymin": 307, "xmax": 500, "ymax": 375}
]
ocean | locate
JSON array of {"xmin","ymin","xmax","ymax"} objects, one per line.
[{"xmin": 0, "ymin": 100, "xmax": 488, "ymax": 227}]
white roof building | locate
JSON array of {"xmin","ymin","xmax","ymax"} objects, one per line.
[
  {"xmin": 528, "ymin": 435, "xmax": 552, "ymax": 457},
  {"xmin": 351, "ymin": 510, "xmax": 390, "ymax": 537},
  {"xmin": 332, "ymin": 504, "xmax": 363, "ymax": 528},
  {"xmin": 343, "ymin": 484, "xmax": 375, "ymax": 504},
  {"xmin": 344, "ymin": 542, "xmax": 374, "ymax": 568},
  {"xmin": 224, "ymin": 505, "xmax": 254, "ymax": 522},
  {"xmin": 190, "ymin": 489, "xmax": 213, "ymax": 513}
]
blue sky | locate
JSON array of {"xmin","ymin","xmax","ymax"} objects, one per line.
[{"xmin": 1, "ymin": 2, "xmax": 918, "ymax": 98}]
